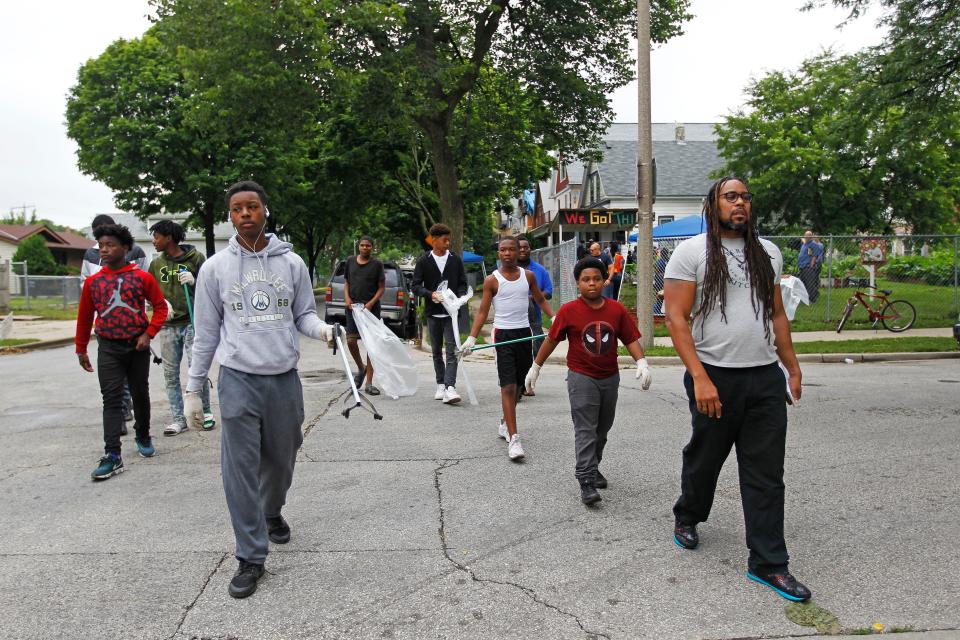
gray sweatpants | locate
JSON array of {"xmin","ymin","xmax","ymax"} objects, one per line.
[
  {"xmin": 219, "ymin": 366, "xmax": 305, "ymax": 564},
  {"xmin": 567, "ymin": 369, "xmax": 620, "ymax": 482}
]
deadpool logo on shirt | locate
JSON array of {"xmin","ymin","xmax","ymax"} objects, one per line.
[{"xmin": 581, "ymin": 321, "xmax": 616, "ymax": 356}]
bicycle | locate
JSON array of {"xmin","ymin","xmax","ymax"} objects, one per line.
[{"xmin": 836, "ymin": 284, "xmax": 916, "ymax": 333}]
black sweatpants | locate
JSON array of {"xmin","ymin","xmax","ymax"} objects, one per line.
[
  {"xmin": 96, "ymin": 336, "xmax": 151, "ymax": 455},
  {"xmin": 672, "ymin": 361, "xmax": 790, "ymax": 573}
]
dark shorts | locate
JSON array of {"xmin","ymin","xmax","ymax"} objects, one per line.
[
  {"xmin": 345, "ymin": 303, "xmax": 381, "ymax": 338},
  {"xmin": 493, "ymin": 327, "xmax": 533, "ymax": 388}
]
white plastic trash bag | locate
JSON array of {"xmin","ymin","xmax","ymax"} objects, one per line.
[
  {"xmin": 779, "ymin": 275, "xmax": 810, "ymax": 321},
  {"xmin": 349, "ymin": 304, "xmax": 418, "ymax": 399}
]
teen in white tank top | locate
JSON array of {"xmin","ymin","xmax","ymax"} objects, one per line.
[{"xmin": 492, "ymin": 268, "xmax": 530, "ymax": 329}]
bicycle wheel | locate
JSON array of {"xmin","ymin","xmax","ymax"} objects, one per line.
[
  {"xmin": 836, "ymin": 301, "xmax": 855, "ymax": 333},
  {"xmin": 881, "ymin": 299, "xmax": 916, "ymax": 332}
]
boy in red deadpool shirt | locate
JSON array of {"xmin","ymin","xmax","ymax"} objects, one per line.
[{"xmin": 525, "ymin": 257, "xmax": 652, "ymax": 505}]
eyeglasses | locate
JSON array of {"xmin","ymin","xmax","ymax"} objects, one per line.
[{"xmin": 720, "ymin": 191, "xmax": 753, "ymax": 203}]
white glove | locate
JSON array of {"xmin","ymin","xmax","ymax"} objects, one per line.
[
  {"xmin": 317, "ymin": 322, "xmax": 335, "ymax": 342},
  {"xmin": 184, "ymin": 391, "xmax": 204, "ymax": 429},
  {"xmin": 178, "ymin": 271, "xmax": 195, "ymax": 286},
  {"xmin": 635, "ymin": 357, "xmax": 652, "ymax": 390},
  {"xmin": 461, "ymin": 335, "xmax": 477, "ymax": 355},
  {"xmin": 525, "ymin": 362, "xmax": 542, "ymax": 394}
]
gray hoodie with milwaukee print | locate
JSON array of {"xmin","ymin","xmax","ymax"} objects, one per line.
[{"xmin": 186, "ymin": 234, "xmax": 326, "ymax": 393}]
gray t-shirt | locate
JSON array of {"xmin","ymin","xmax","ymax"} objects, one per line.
[{"xmin": 664, "ymin": 233, "xmax": 783, "ymax": 367}]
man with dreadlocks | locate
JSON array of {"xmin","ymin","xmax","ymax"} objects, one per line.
[{"xmin": 663, "ymin": 177, "xmax": 810, "ymax": 603}]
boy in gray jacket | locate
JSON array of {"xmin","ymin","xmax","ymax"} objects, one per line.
[{"xmin": 184, "ymin": 181, "xmax": 334, "ymax": 599}]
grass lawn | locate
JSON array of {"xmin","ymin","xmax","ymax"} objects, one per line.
[
  {"xmin": 619, "ymin": 277, "xmax": 958, "ymax": 332},
  {"xmin": 0, "ymin": 338, "xmax": 40, "ymax": 347},
  {"xmin": 8, "ymin": 297, "xmax": 79, "ymax": 320},
  {"xmin": 619, "ymin": 336, "xmax": 958, "ymax": 358}
]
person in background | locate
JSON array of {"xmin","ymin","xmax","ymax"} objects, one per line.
[
  {"xmin": 603, "ymin": 241, "xmax": 624, "ymax": 299},
  {"xmin": 797, "ymin": 231, "xmax": 824, "ymax": 303},
  {"xmin": 147, "ymin": 219, "xmax": 215, "ymax": 436},
  {"xmin": 517, "ymin": 238, "xmax": 553, "ymax": 380}
]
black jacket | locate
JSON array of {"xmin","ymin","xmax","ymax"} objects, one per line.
[{"xmin": 411, "ymin": 250, "xmax": 468, "ymax": 317}]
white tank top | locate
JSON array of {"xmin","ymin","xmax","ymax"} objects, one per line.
[{"xmin": 493, "ymin": 268, "xmax": 530, "ymax": 330}]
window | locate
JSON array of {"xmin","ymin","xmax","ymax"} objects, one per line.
[{"xmin": 657, "ymin": 216, "xmax": 674, "ymax": 226}]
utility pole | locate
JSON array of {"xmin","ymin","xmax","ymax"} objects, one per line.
[
  {"xmin": 8, "ymin": 204, "xmax": 36, "ymax": 224},
  {"xmin": 635, "ymin": 0, "xmax": 654, "ymax": 349}
]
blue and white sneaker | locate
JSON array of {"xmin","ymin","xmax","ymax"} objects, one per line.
[
  {"xmin": 135, "ymin": 438, "xmax": 156, "ymax": 458},
  {"xmin": 91, "ymin": 454, "xmax": 124, "ymax": 481}
]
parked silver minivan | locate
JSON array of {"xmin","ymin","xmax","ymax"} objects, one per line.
[{"xmin": 323, "ymin": 260, "xmax": 416, "ymax": 338}]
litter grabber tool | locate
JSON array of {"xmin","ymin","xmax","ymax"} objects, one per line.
[
  {"xmin": 462, "ymin": 333, "xmax": 547, "ymax": 354},
  {"xmin": 331, "ymin": 322, "xmax": 383, "ymax": 420},
  {"xmin": 149, "ymin": 345, "xmax": 163, "ymax": 365}
]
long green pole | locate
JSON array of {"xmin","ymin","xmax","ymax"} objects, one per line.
[
  {"xmin": 183, "ymin": 283, "xmax": 195, "ymax": 330},
  {"xmin": 467, "ymin": 333, "xmax": 546, "ymax": 352}
]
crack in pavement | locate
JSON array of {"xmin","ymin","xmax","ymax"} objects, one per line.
[
  {"xmin": 303, "ymin": 392, "xmax": 342, "ymax": 438},
  {"xmin": 433, "ymin": 459, "xmax": 612, "ymax": 639},
  {"xmin": 165, "ymin": 552, "xmax": 229, "ymax": 640},
  {"xmin": 298, "ymin": 454, "xmax": 503, "ymax": 464}
]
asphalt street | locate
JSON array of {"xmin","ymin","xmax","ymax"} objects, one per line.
[{"xmin": 0, "ymin": 340, "xmax": 958, "ymax": 639}]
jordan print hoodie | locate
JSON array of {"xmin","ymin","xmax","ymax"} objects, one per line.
[
  {"xmin": 75, "ymin": 263, "xmax": 168, "ymax": 354},
  {"xmin": 186, "ymin": 234, "xmax": 327, "ymax": 392}
]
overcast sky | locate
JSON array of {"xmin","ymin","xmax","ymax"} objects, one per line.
[{"xmin": 0, "ymin": 1, "xmax": 885, "ymax": 230}]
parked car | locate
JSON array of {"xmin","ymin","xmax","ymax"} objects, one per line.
[{"xmin": 324, "ymin": 260, "xmax": 417, "ymax": 338}]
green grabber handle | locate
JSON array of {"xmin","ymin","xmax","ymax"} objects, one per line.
[
  {"xmin": 466, "ymin": 333, "xmax": 547, "ymax": 352},
  {"xmin": 179, "ymin": 267, "xmax": 196, "ymax": 330}
]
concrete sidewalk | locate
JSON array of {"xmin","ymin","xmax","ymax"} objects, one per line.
[{"xmin": 1, "ymin": 341, "xmax": 958, "ymax": 639}]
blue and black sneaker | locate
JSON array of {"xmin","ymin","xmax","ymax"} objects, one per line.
[
  {"xmin": 135, "ymin": 438, "xmax": 156, "ymax": 458},
  {"xmin": 747, "ymin": 569, "xmax": 812, "ymax": 602},
  {"xmin": 91, "ymin": 454, "xmax": 124, "ymax": 481}
]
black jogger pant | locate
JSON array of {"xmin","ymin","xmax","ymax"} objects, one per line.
[
  {"xmin": 96, "ymin": 336, "xmax": 151, "ymax": 455},
  {"xmin": 672, "ymin": 361, "xmax": 790, "ymax": 573}
]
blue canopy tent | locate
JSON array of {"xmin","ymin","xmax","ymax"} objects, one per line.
[
  {"xmin": 462, "ymin": 250, "xmax": 487, "ymax": 278},
  {"xmin": 629, "ymin": 215, "xmax": 707, "ymax": 242}
]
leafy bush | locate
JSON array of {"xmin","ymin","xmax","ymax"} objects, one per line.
[
  {"xmin": 882, "ymin": 252, "xmax": 956, "ymax": 285},
  {"xmin": 12, "ymin": 235, "xmax": 65, "ymax": 275}
]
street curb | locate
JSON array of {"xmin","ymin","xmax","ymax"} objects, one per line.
[
  {"xmin": 414, "ymin": 342, "xmax": 960, "ymax": 366},
  {"xmin": 0, "ymin": 336, "xmax": 76, "ymax": 354}
]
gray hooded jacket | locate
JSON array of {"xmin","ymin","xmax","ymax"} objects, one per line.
[{"xmin": 187, "ymin": 234, "xmax": 325, "ymax": 392}]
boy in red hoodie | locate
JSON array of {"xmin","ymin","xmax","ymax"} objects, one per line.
[{"xmin": 76, "ymin": 224, "xmax": 168, "ymax": 480}]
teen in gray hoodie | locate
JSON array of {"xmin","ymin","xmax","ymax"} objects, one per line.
[{"xmin": 184, "ymin": 181, "xmax": 334, "ymax": 599}]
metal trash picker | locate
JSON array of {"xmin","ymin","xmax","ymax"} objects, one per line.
[{"xmin": 332, "ymin": 322, "xmax": 383, "ymax": 420}]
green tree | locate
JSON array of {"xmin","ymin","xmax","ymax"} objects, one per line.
[
  {"xmin": 13, "ymin": 235, "xmax": 62, "ymax": 276},
  {"xmin": 716, "ymin": 52, "xmax": 960, "ymax": 234},
  {"xmin": 327, "ymin": 0, "xmax": 691, "ymax": 252}
]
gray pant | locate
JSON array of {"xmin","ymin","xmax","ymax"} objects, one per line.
[
  {"xmin": 567, "ymin": 369, "xmax": 619, "ymax": 482},
  {"xmin": 219, "ymin": 366, "xmax": 305, "ymax": 564},
  {"xmin": 427, "ymin": 315, "xmax": 459, "ymax": 387}
]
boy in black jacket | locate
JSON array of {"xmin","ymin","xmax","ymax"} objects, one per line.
[{"xmin": 411, "ymin": 223, "xmax": 468, "ymax": 404}]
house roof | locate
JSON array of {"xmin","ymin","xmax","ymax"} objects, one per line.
[
  {"xmin": 605, "ymin": 122, "xmax": 718, "ymax": 142},
  {"xmin": 0, "ymin": 224, "xmax": 91, "ymax": 251},
  {"xmin": 584, "ymin": 137, "xmax": 723, "ymax": 201}
]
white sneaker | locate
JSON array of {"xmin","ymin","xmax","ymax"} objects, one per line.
[
  {"xmin": 434, "ymin": 384, "xmax": 446, "ymax": 400},
  {"xmin": 443, "ymin": 386, "xmax": 461, "ymax": 404},
  {"xmin": 498, "ymin": 420, "xmax": 508, "ymax": 440},
  {"xmin": 163, "ymin": 422, "xmax": 187, "ymax": 437},
  {"xmin": 508, "ymin": 434, "xmax": 525, "ymax": 460}
]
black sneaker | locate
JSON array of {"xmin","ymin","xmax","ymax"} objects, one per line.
[
  {"xmin": 594, "ymin": 470, "xmax": 608, "ymax": 489},
  {"xmin": 747, "ymin": 569, "xmax": 812, "ymax": 602},
  {"xmin": 228, "ymin": 560, "xmax": 265, "ymax": 599},
  {"xmin": 579, "ymin": 480, "xmax": 602, "ymax": 505},
  {"xmin": 267, "ymin": 514, "xmax": 291, "ymax": 544},
  {"xmin": 673, "ymin": 521, "xmax": 699, "ymax": 549}
]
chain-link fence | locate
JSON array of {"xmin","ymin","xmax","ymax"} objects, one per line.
[
  {"xmin": 630, "ymin": 234, "xmax": 960, "ymax": 331},
  {"xmin": 531, "ymin": 238, "xmax": 578, "ymax": 311},
  {"xmin": 11, "ymin": 261, "xmax": 83, "ymax": 311}
]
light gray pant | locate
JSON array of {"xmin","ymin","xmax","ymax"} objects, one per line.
[
  {"xmin": 219, "ymin": 366, "xmax": 305, "ymax": 564},
  {"xmin": 567, "ymin": 369, "xmax": 619, "ymax": 482}
]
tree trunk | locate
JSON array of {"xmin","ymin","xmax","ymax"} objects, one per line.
[
  {"xmin": 423, "ymin": 119, "xmax": 465, "ymax": 255},
  {"xmin": 203, "ymin": 200, "xmax": 217, "ymax": 256}
]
